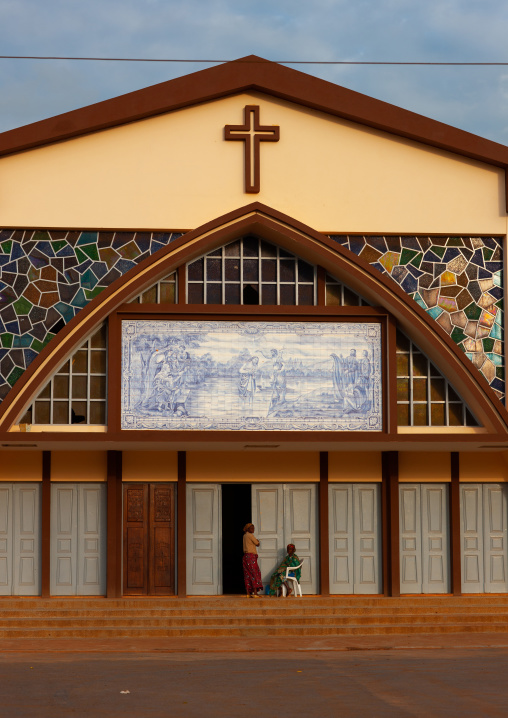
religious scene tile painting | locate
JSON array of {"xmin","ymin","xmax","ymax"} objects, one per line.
[{"xmin": 121, "ymin": 320, "xmax": 382, "ymax": 431}]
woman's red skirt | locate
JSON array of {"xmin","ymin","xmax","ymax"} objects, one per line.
[{"xmin": 242, "ymin": 553, "xmax": 263, "ymax": 594}]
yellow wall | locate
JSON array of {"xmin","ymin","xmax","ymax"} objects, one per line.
[
  {"xmin": 51, "ymin": 451, "xmax": 107, "ymax": 482},
  {"xmin": 399, "ymin": 452, "xmax": 451, "ymax": 482},
  {"xmin": 328, "ymin": 452, "xmax": 382, "ymax": 482},
  {"xmin": 0, "ymin": 451, "xmax": 42, "ymax": 481},
  {"xmin": 122, "ymin": 451, "xmax": 178, "ymax": 482},
  {"xmin": 0, "ymin": 92, "xmax": 505, "ymax": 235},
  {"xmin": 459, "ymin": 452, "xmax": 508, "ymax": 482},
  {"xmin": 187, "ymin": 451, "xmax": 319, "ymax": 482}
]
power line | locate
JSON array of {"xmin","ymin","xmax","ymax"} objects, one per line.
[{"xmin": 0, "ymin": 56, "xmax": 508, "ymax": 65}]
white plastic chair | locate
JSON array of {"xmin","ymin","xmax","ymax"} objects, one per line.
[{"xmin": 281, "ymin": 560, "xmax": 304, "ymax": 597}]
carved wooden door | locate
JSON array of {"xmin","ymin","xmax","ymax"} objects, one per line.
[{"xmin": 123, "ymin": 483, "xmax": 175, "ymax": 595}]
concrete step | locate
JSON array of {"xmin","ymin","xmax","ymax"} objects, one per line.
[
  {"xmin": 3, "ymin": 596, "xmax": 508, "ymax": 638},
  {"xmin": 0, "ymin": 613, "xmax": 504, "ymax": 628},
  {"xmin": 1, "ymin": 606, "xmax": 508, "ymax": 619},
  {"xmin": 2, "ymin": 596, "xmax": 508, "ymax": 608},
  {"xmin": 0, "ymin": 622, "xmax": 507, "ymax": 638}
]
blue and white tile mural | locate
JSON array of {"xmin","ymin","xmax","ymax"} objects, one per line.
[{"xmin": 121, "ymin": 321, "xmax": 382, "ymax": 431}]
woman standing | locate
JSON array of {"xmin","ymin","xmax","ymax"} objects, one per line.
[{"xmin": 242, "ymin": 523, "xmax": 263, "ymax": 598}]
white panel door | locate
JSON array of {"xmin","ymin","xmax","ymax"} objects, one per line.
[
  {"xmin": 354, "ymin": 484, "xmax": 382, "ymax": 594},
  {"xmin": 186, "ymin": 484, "xmax": 221, "ymax": 595},
  {"xmin": 329, "ymin": 485, "xmax": 354, "ymax": 594},
  {"xmin": 285, "ymin": 484, "xmax": 318, "ymax": 594},
  {"xmin": 421, "ymin": 484, "xmax": 449, "ymax": 594},
  {"xmin": 399, "ymin": 485, "xmax": 422, "ymax": 593},
  {"xmin": 14, "ymin": 485, "xmax": 42, "ymax": 595},
  {"xmin": 484, "ymin": 484, "xmax": 508, "ymax": 593},
  {"xmin": 400, "ymin": 484, "xmax": 450, "ymax": 594},
  {"xmin": 251, "ymin": 484, "xmax": 284, "ymax": 587},
  {"xmin": 77, "ymin": 485, "xmax": 107, "ymax": 595},
  {"xmin": 0, "ymin": 486, "xmax": 12, "ymax": 595},
  {"xmin": 0, "ymin": 484, "xmax": 41, "ymax": 596},
  {"xmin": 329, "ymin": 484, "xmax": 381, "ymax": 594},
  {"xmin": 51, "ymin": 485, "xmax": 77, "ymax": 595},
  {"xmin": 460, "ymin": 484, "xmax": 483, "ymax": 593},
  {"xmin": 51, "ymin": 484, "xmax": 106, "ymax": 596}
]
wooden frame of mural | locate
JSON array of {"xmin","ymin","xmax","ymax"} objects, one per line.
[{"xmin": 108, "ymin": 307, "xmax": 389, "ymax": 440}]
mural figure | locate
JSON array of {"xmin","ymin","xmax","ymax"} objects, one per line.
[
  {"xmin": 122, "ymin": 321, "xmax": 382, "ymax": 431},
  {"xmin": 238, "ymin": 356, "xmax": 259, "ymax": 403},
  {"xmin": 358, "ymin": 349, "xmax": 372, "ymax": 408},
  {"xmin": 344, "ymin": 348, "xmax": 359, "ymax": 386},
  {"xmin": 136, "ymin": 343, "xmax": 191, "ymax": 415},
  {"xmin": 330, "ymin": 349, "xmax": 372, "ymax": 414},
  {"xmin": 270, "ymin": 359, "xmax": 287, "ymax": 408}
]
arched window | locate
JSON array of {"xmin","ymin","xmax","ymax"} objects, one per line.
[
  {"xmin": 129, "ymin": 271, "xmax": 177, "ymax": 304},
  {"xmin": 20, "ymin": 324, "xmax": 107, "ymax": 425},
  {"xmin": 19, "ymin": 236, "xmax": 481, "ymax": 429},
  {"xmin": 186, "ymin": 235, "xmax": 317, "ymax": 305},
  {"xmin": 396, "ymin": 329, "xmax": 478, "ymax": 427},
  {"xmin": 128, "ymin": 235, "xmax": 370, "ymax": 307}
]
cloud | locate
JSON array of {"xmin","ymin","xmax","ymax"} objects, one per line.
[{"xmin": 0, "ymin": 0, "xmax": 507, "ymax": 143}]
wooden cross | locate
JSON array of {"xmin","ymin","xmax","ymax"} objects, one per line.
[{"xmin": 224, "ymin": 105, "xmax": 280, "ymax": 193}]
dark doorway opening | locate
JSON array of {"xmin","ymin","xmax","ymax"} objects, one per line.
[{"xmin": 222, "ymin": 484, "xmax": 252, "ymax": 594}]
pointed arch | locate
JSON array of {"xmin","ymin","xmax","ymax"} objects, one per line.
[{"xmin": 1, "ymin": 202, "xmax": 507, "ymax": 434}]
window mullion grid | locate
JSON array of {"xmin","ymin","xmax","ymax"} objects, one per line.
[
  {"xmin": 104, "ymin": 337, "xmax": 108, "ymax": 424},
  {"xmin": 276, "ymin": 247, "xmax": 280, "ymax": 305},
  {"xmin": 258, "ymin": 238, "xmax": 262, "ymax": 305},
  {"xmin": 409, "ymin": 341, "xmax": 414, "ymax": 427},
  {"xmin": 204, "ymin": 256, "xmax": 208, "ymax": 304},
  {"xmin": 86, "ymin": 338, "xmax": 91, "ymax": 424},
  {"xmin": 445, "ymin": 381, "xmax": 450, "ymax": 427},
  {"xmin": 240, "ymin": 239, "xmax": 244, "ymax": 305},
  {"xmin": 426, "ymin": 357, "xmax": 431, "ymax": 426},
  {"xmin": 295, "ymin": 256, "xmax": 299, "ymax": 306},
  {"xmin": 221, "ymin": 247, "xmax": 226, "ymax": 305},
  {"xmin": 49, "ymin": 377, "xmax": 54, "ymax": 424},
  {"xmin": 68, "ymin": 353, "xmax": 73, "ymax": 425},
  {"xmin": 313, "ymin": 266, "xmax": 317, "ymax": 306}
]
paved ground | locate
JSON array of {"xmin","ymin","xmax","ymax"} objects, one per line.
[{"xmin": 1, "ymin": 638, "xmax": 508, "ymax": 717}]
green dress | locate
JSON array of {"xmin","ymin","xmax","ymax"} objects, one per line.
[{"xmin": 269, "ymin": 553, "xmax": 301, "ymax": 596}]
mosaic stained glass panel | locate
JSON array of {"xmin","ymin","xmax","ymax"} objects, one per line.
[
  {"xmin": 329, "ymin": 235, "xmax": 504, "ymax": 401},
  {"xmin": 0, "ymin": 229, "xmax": 181, "ymax": 401}
]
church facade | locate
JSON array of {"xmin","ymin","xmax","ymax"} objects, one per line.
[{"xmin": 0, "ymin": 56, "xmax": 507, "ymax": 598}]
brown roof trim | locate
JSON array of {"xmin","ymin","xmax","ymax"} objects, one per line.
[
  {"xmin": 1, "ymin": 55, "xmax": 508, "ymax": 174},
  {"xmin": 0, "ymin": 202, "xmax": 506, "ymax": 436}
]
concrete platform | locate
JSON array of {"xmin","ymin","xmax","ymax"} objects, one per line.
[{"xmin": 1, "ymin": 645, "xmax": 508, "ymax": 717}]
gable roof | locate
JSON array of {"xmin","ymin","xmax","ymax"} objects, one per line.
[{"xmin": 1, "ymin": 55, "xmax": 508, "ymax": 167}]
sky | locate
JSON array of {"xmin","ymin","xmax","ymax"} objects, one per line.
[{"xmin": 1, "ymin": 0, "xmax": 508, "ymax": 145}]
